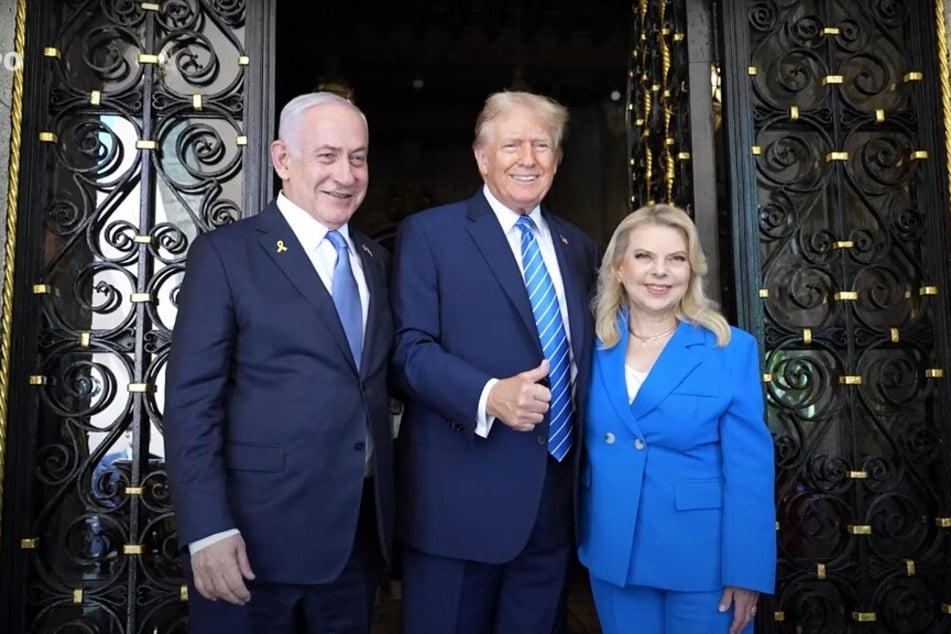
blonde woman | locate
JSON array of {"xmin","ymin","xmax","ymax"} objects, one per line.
[{"xmin": 578, "ymin": 205, "xmax": 775, "ymax": 634}]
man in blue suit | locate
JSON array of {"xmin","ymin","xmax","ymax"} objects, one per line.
[
  {"xmin": 164, "ymin": 92, "xmax": 394, "ymax": 634},
  {"xmin": 392, "ymin": 91, "xmax": 598, "ymax": 633}
]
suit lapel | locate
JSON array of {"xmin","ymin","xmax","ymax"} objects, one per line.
[
  {"xmin": 630, "ymin": 321, "xmax": 706, "ymax": 421},
  {"xmin": 464, "ymin": 194, "xmax": 538, "ymax": 343},
  {"xmin": 352, "ymin": 229, "xmax": 384, "ymax": 377},
  {"xmin": 254, "ymin": 204, "xmax": 357, "ymax": 372},
  {"xmin": 597, "ymin": 327, "xmax": 644, "ymax": 437},
  {"xmin": 545, "ymin": 211, "xmax": 590, "ymax": 364}
]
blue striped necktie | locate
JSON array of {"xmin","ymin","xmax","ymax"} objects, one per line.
[
  {"xmin": 325, "ymin": 230, "xmax": 363, "ymax": 366},
  {"xmin": 515, "ymin": 216, "xmax": 573, "ymax": 461}
]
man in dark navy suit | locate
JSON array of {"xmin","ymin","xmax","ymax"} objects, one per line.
[
  {"xmin": 164, "ymin": 92, "xmax": 394, "ymax": 634},
  {"xmin": 392, "ymin": 91, "xmax": 598, "ymax": 633}
]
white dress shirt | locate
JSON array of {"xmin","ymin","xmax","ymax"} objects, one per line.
[{"xmin": 475, "ymin": 185, "xmax": 578, "ymax": 437}]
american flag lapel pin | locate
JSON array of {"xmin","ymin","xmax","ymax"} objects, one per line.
[
  {"xmin": 559, "ymin": 235, "xmax": 568, "ymax": 245},
  {"xmin": 361, "ymin": 243, "xmax": 373, "ymax": 257}
]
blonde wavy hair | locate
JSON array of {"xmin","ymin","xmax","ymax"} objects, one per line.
[{"xmin": 593, "ymin": 204, "xmax": 731, "ymax": 348}]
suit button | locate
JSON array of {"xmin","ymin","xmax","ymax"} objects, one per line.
[
  {"xmin": 537, "ymin": 435, "xmax": 547, "ymax": 445},
  {"xmin": 634, "ymin": 439, "xmax": 646, "ymax": 450},
  {"xmin": 604, "ymin": 433, "xmax": 615, "ymax": 445},
  {"xmin": 353, "ymin": 441, "xmax": 365, "ymax": 451}
]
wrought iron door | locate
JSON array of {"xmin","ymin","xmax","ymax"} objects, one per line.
[
  {"xmin": 0, "ymin": 1, "xmax": 272, "ymax": 632},
  {"xmin": 719, "ymin": 1, "xmax": 951, "ymax": 632}
]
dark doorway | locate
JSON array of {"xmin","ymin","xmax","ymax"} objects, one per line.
[
  {"xmin": 275, "ymin": 1, "xmax": 632, "ymax": 251},
  {"xmin": 274, "ymin": 3, "xmax": 630, "ymax": 633}
]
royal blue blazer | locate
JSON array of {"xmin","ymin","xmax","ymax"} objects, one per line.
[
  {"xmin": 391, "ymin": 191, "xmax": 598, "ymax": 563},
  {"xmin": 578, "ymin": 317, "xmax": 776, "ymax": 593},
  {"xmin": 164, "ymin": 203, "xmax": 395, "ymax": 584}
]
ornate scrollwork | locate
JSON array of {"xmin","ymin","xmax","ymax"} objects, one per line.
[{"xmin": 8, "ymin": 0, "xmax": 249, "ymax": 629}]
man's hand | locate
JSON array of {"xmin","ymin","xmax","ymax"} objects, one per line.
[
  {"xmin": 191, "ymin": 533, "xmax": 256, "ymax": 605},
  {"xmin": 486, "ymin": 360, "xmax": 551, "ymax": 431}
]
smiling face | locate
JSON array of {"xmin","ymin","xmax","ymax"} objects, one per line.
[
  {"xmin": 473, "ymin": 104, "xmax": 559, "ymax": 213},
  {"xmin": 270, "ymin": 102, "xmax": 368, "ymax": 228},
  {"xmin": 617, "ymin": 222, "xmax": 692, "ymax": 320}
]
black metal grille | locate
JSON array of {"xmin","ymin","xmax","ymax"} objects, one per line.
[
  {"xmin": 0, "ymin": 1, "xmax": 252, "ymax": 631},
  {"xmin": 628, "ymin": 0, "xmax": 694, "ymax": 210},
  {"xmin": 721, "ymin": 1, "xmax": 951, "ymax": 631}
]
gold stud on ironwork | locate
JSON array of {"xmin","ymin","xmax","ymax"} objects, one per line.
[
  {"xmin": 43, "ymin": 47, "xmax": 61, "ymax": 59},
  {"xmin": 903, "ymin": 71, "xmax": 923, "ymax": 83},
  {"xmin": 751, "ymin": 146, "xmax": 762, "ymax": 156},
  {"xmin": 789, "ymin": 106, "xmax": 799, "ymax": 121},
  {"xmin": 839, "ymin": 376, "xmax": 863, "ymax": 385},
  {"xmin": 20, "ymin": 538, "xmax": 38, "ymax": 549},
  {"xmin": 826, "ymin": 152, "xmax": 849, "ymax": 162},
  {"xmin": 847, "ymin": 471, "xmax": 868, "ymax": 479},
  {"xmin": 32, "ymin": 284, "xmax": 51, "ymax": 294},
  {"xmin": 130, "ymin": 293, "xmax": 154, "ymax": 303},
  {"xmin": 192, "ymin": 94, "xmax": 203, "ymax": 111},
  {"xmin": 910, "ymin": 150, "xmax": 929, "ymax": 160},
  {"xmin": 29, "ymin": 376, "xmax": 47, "ymax": 386},
  {"xmin": 90, "ymin": 90, "xmax": 101, "ymax": 106},
  {"xmin": 822, "ymin": 75, "xmax": 844, "ymax": 85},
  {"xmin": 123, "ymin": 544, "xmax": 144, "ymax": 555},
  {"xmin": 137, "ymin": 54, "xmax": 159, "ymax": 64},
  {"xmin": 834, "ymin": 291, "xmax": 858, "ymax": 301},
  {"xmin": 816, "ymin": 563, "xmax": 826, "ymax": 580},
  {"xmin": 127, "ymin": 383, "xmax": 153, "ymax": 393},
  {"xmin": 905, "ymin": 559, "xmax": 916, "ymax": 576},
  {"xmin": 774, "ymin": 612, "xmax": 785, "ymax": 622},
  {"xmin": 926, "ymin": 369, "xmax": 944, "ymax": 379},
  {"xmin": 747, "ymin": 66, "xmax": 758, "ymax": 76},
  {"xmin": 238, "ymin": 55, "xmax": 250, "ymax": 66},
  {"xmin": 875, "ymin": 109, "xmax": 885, "ymax": 124},
  {"xmin": 833, "ymin": 241, "xmax": 854, "ymax": 249},
  {"xmin": 852, "ymin": 612, "xmax": 877, "ymax": 622},
  {"xmin": 236, "ymin": 136, "xmax": 248, "ymax": 146},
  {"xmin": 821, "ymin": 27, "xmax": 841, "ymax": 36},
  {"xmin": 38, "ymin": 132, "xmax": 57, "ymax": 143},
  {"xmin": 135, "ymin": 140, "xmax": 157, "ymax": 150},
  {"xmin": 73, "ymin": 588, "xmax": 83, "ymax": 605},
  {"xmin": 847, "ymin": 525, "xmax": 872, "ymax": 534}
]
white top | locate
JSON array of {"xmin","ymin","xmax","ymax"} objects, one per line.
[{"xmin": 625, "ymin": 365, "xmax": 649, "ymax": 403}]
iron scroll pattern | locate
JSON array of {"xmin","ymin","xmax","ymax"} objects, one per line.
[
  {"xmin": 742, "ymin": 1, "xmax": 951, "ymax": 632},
  {"xmin": 627, "ymin": 0, "xmax": 694, "ymax": 210},
  {"xmin": 9, "ymin": 1, "xmax": 247, "ymax": 632}
]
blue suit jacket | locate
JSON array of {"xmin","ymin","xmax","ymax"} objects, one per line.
[
  {"xmin": 391, "ymin": 192, "xmax": 598, "ymax": 563},
  {"xmin": 579, "ymin": 318, "xmax": 776, "ymax": 593},
  {"xmin": 164, "ymin": 202, "xmax": 395, "ymax": 584}
]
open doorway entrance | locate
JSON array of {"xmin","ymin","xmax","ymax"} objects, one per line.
[
  {"xmin": 275, "ymin": 4, "xmax": 630, "ymax": 632},
  {"xmin": 275, "ymin": 2, "xmax": 631, "ymax": 252}
]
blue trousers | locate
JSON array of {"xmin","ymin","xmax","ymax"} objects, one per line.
[{"xmin": 590, "ymin": 576, "xmax": 753, "ymax": 634}]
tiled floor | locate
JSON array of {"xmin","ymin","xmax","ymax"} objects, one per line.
[{"xmin": 372, "ymin": 564, "xmax": 602, "ymax": 633}]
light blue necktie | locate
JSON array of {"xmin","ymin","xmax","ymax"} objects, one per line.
[
  {"xmin": 326, "ymin": 230, "xmax": 363, "ymax": 366},
  {"xmin": 515, "ymin": 216, "xmax": 573, "ymax": 461}
]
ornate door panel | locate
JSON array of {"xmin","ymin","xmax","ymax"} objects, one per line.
[
  {"xmin": 0, "ymin": 1, "xmax": 272, "ymax": 631},
  {"xmin": 720, "ymin": 1, "xmax": 951, "ymax": 632}
]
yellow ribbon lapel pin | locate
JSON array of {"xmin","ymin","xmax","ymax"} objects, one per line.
[{"xmin": 276, "ymin": 240, "xmax": 288, "ymax": 253}]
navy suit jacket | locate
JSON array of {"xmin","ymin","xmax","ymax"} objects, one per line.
[
  {"xmin": 164, "ymin": 202, "xmax": 395, "ymax": 584},
  {"xmin": 579, "ymin": 317, "xmax": 776, "ymax": 593},
  {"xmin": 392, "ymin": 191, "xmax": 598, "ymax": 563}
]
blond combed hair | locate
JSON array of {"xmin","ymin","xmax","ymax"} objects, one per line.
[
  {"xmin": 473, "ymin": 91, "xmax": 569, "ymax": 151},
  {"xmin": 593, "ymin": 204, "xmax": 731, "ymax": 348}
]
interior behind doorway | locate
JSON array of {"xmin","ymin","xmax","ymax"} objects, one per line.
[{"xmin": 274, "ymin": 2, "xmax": 631, "ymax": 249}]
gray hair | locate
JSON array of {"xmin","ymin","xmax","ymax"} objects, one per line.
[{"xmin": 277, "ymin": 92, "xmax": 368, "ymax": 153}]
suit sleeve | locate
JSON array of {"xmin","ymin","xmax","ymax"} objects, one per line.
[
  {"xmin": 720, "ymin": 330, "xmax": 777, "ymax": 593},
  {"xmin": 163, "ymin": 233, "xmax": 238, "ymax": 549},
  {"xmin": 391, "ymin": 216, "xmax": 492, "ymax": 425}
]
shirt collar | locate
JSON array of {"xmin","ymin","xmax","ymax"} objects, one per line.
[
  {"xmin": 482, "ymin": 184, "xmax": 545, "ymax": 236},
  {"xmin": 276, "ymin": 191, "xmax": 354, "ymax": 251}
]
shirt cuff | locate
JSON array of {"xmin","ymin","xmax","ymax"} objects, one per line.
[
  {"xmin": 189, "ymin": 528, "xmax": 240, "ymax": 555},
  {"xmin": 475, "ymin": 378, "xmax": 499, "ymax": 438}
]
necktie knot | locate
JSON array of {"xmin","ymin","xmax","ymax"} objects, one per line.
[
  {"xmin": 326, "ymin": 229, "xmax": 349, "ymax": 252},
  {"xmin": 515, "ymin": 215, "xmax": 536, "ymax": 236}
]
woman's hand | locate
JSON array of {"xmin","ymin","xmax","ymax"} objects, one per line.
[{"xmin": 719, "ymin": 586, "xmax": 760, "ymax": 634}]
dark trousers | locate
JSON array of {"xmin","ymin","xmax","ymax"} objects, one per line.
[
  {"xmin": 186, "ymin": 479, "xmax": 380, "ymax": 634},
  {"xmin": 401, "ymin": 454, "xmax": 574, "ymax": 634}
]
